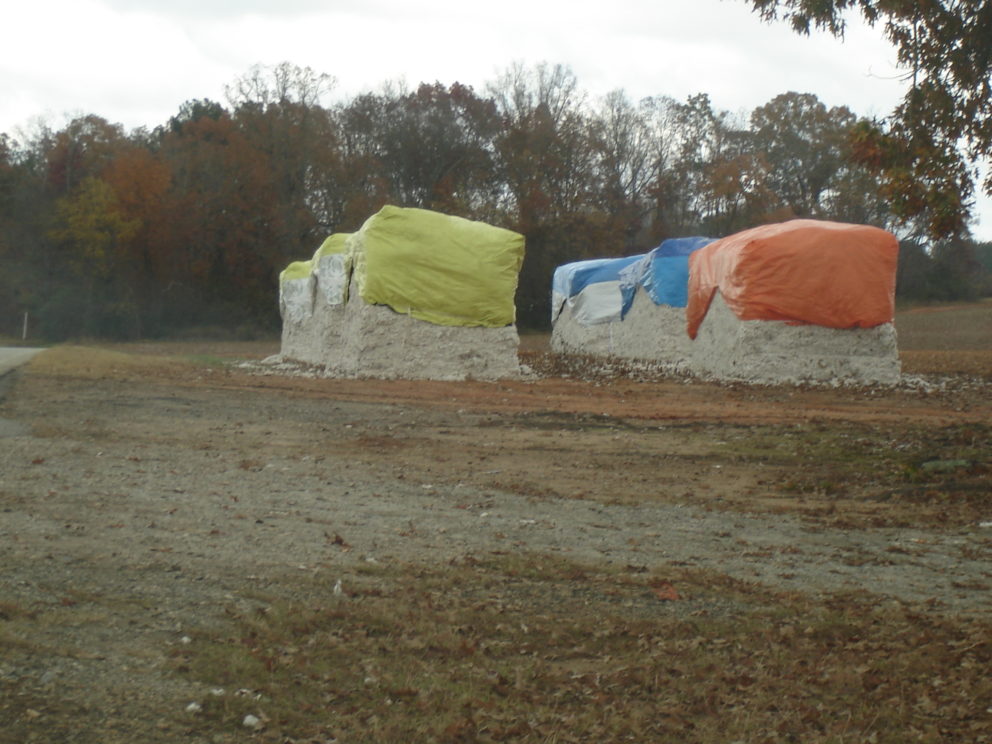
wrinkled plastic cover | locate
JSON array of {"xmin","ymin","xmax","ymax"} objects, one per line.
[
  {"xmin": 551, "ymin": 255, "xmax": 644, "ymax": 324},
  {"xmin": 557, "ymin": 281, "xmax": 626, "ymax": 325},
  {"xmin": 279, "ymin": 260, "xmax": 313, "ymax": 282},
  {"xmin": 312, "ymin": 234, "xmax": 351, "ymax": 306},
  {"xmin": 552, "ymin": 256, "xmax": 643, "ymax": 298},
  {"xmin": 350, "ymin": 205, "xmax": 524, "ymax": 327},
  {"xmin": 314, "ymin": 233, "xmax": 349, "ymax": 258},
  {"xmin": 686, "ymin": 220, "xmax": 898, "ymax": 339},
  {"xmin": 619, "ymin": 236, "xmax": 714, "ymax": 316},
  {"xmin": 278, "ymin": 260, "xmax": 315, "ymax": 323}
]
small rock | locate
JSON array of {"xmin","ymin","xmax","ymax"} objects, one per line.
[
  {"xmin": 185, "ymin": 702, "xmax": 202, "ymax": 713},
  {"xmin": 243, "ymin": 714, "xmax": 262, "ymax": 729}
]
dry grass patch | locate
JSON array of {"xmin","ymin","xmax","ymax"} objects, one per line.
[
  {"xmin": 170, "ymin": 556, "xmax": 992, "ymax": 743},
  {"xmin": 710, "ymin": 420, "xmax": 992, "ymax": 527},
  {"xmin": 899, "ymin": 349, "xmax": 992, "ymax": 378},
  {"xmin": 26, "ymin": 345, "xmax": 197, "ymax": 381}
]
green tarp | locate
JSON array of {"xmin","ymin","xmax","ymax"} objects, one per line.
[
  {"xmin": 313, "ymin": 233, "xmax": 349, "ymax": 260},
  {"xmin": 349, "ymin": 205, "xmax": 525, "ymax": 327},
  {"xmin": 279, "ymin": 260, "xmax": 313, "ymax": 282}
]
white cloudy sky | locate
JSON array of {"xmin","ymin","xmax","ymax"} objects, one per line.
[{"xmin": 3, "ymin": 0, "xmax": 990, "ymax": 237}]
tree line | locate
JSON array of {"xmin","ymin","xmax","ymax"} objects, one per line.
[{"xmin": 0, "ymin": 61, "xmax": 989, "ymax": 340}]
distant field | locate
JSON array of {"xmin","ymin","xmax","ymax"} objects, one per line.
[
  {"xmin": 894, "ymin": 300, "xmax": 992, "ymax": 350},
  {"xmin": 894, "ymin": 301, "xmax": 992, "ymax": 376}
]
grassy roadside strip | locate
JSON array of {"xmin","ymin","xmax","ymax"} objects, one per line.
[{"xmin": 170, "ymin": 555, "xmax": 991, "ymax": 743}]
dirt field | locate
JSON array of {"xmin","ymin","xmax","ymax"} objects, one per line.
[{"xmin": 1, "ymin": 302, "xmax": 990, "ymax": 742}]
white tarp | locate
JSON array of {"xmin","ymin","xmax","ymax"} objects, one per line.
[
  {"xmin": 278, "ymin": 261, "xmax": 315, "ymax": 325},
  {"xmin": 314, "ymin": 252, "xmax": 349, "ymax": 306}
]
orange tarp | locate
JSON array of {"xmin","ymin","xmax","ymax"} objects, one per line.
[{"xmin": 686, "ymin": 219, "xmax": 898, "ymax": 339}]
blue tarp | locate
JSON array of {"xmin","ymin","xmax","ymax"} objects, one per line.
[
  {"xmin": 551, "ymin": 254, "xmax": 646, "ymax": 325},
  {"xmin": 551, "ymin": 237, "xmax": 715, "ymax": 326},
  {"xmin": 552, "ymin": 255, "xmax": 645, "ymax": 301},
  {"xmin": 619, "ymin": 236, "xmax": 715, "ymax": 317}
]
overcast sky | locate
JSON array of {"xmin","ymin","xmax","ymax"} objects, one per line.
[{"xmin": 3, "ymin": 0, "xmax": 990, "ymax": 238}]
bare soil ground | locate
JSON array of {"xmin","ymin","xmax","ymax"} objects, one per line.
[{"xmin": 1, "ymin": 302, "xmax": 990, "ymax": 742}]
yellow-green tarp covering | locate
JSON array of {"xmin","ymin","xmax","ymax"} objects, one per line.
[
  {"xmin": 312, "ymin": 233, "xmax": 349, "ymax": 260},
  {"xmin": 279, "ymin": 260, "xmax": 313, "ymax": 283},
  {"xmin": 350, "ymin": 205, "xmax": 525, "ymax": 327}
]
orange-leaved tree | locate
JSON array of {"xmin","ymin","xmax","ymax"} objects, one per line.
[{"xmin": 745, "ymin": 0, "xmax": 992, "ymax": 239}]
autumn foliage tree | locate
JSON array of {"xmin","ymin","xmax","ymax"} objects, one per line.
[
  {"xmin": 159, "ymin": 111, "xmax": 281, "ymax": 325},
  {"xmin": 49, "ymin": 176, "xmax": 140, "ymax": 336},
  {"xmin": 588, "ymin": 90, "xmax": 658, "ymax": 250},
  {"xmin": 745, "ymin": 0, "xmax": 992, "ymax": 239},
  {"xmin": 488, "ymin": 63, "xmax": 607, "ymax": 325}
]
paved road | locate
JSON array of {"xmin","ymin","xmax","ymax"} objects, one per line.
[{"xmin": 0, "ymin": 347, "xmax": 44, "ymax": 377}]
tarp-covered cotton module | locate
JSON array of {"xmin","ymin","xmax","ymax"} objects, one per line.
[
  {"xmin": 686, "ymin": 219, "xmax": 898, "ymax": 339},
  {"xmin": 349, "ymin": 205, "xmax": 525, "ymax": 328}
]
